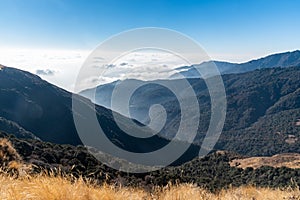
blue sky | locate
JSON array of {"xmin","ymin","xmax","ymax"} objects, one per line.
[
  {"xmin": 0, "ymin": 0, "xmax": 299, "ymax": 90},
  {"xmin": 1, "ymin": 0, "xmax": 299, "ymax": 53}
]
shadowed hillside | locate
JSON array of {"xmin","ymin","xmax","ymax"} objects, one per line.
[
  {"xmin": 82, "ymin": 67, "xmax": 300, "ymax": 156},
  {"xmin": 0, "ymin": 66, "xmax": 201, "ymax": 166}
]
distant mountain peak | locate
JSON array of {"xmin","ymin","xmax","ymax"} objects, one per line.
[
  {"xmin": 171, "ymin": 50, "xmax": 300, "ymax": 78},
  {"xmin": 242, "ymin": 49, "xmax": 300, "ymax": 65}
]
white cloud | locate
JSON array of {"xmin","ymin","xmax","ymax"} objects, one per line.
[
  {"xmin": 1, "ymin": 47, "xmax": 254, "ymax": 92},
  {"xmin": 97, "ymin": 50, "xmax": 190, "ymax": 83},
  {"xmin": 36, "ymin": 69, "xmax": 57, "ymax": 76},
  {"xmin": 0, "ymin": 48, "xmax": 90, "ymax": 91},
  {"xmin": 72, "ymin": 49, "xmax": 197, "ymax": 91}
]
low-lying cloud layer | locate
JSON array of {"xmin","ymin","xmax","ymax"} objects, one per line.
[
  {"xmin": 0, "ymin": 48, "xmax": 89, "ymax": 91},
  {"xmin": 86, "ymin": 50, "xmax": 190, "ymax": 87},
  {"xmin": 0, "ymin": 48, "xmax": 208, "ymax": 92},
  {"xmin": 0, "ymin": 48, "xmax": 259, "ymax": 92}
]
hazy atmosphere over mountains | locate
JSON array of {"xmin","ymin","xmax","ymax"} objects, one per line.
[
  {"xmin": 1, "ymin": 1, "xmax": 300, "ymax": 199},
  {"xmin": 1, "ymin": 50, "xmax": 299, "ymax": 158},
  {"xmin": 81, "ymin": 51, "xmax": 300, "ymax": 157},
  {"xmin": 1, "ymin": 54, "xmax": 300, "ymax": 193}
]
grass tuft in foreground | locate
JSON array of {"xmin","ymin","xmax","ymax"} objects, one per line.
[{"xmin": 0, "ymin": 173, "xmax": 300, "ymax": 200}]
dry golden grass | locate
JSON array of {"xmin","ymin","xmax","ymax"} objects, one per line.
[
  {"xmin": 0, "ymin": 138, "xmax": 21, "ymax": 163},
  {"xmin": 0, "ymin": 174, "xmax": 299, "ymax": 200},
  {"xmin": 0, "ymin": 174, "xmax": 149, "ymax": 200},
  {"xmin": 0, "ymin": 138, "xmax": 31, "ymax": 176},
  {"xmin": 1, "ymin": 138, "xmax": 299, "ymax": 199}
]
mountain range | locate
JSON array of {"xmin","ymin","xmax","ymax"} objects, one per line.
[
  {"xmin": 171, "ymin": 50, "xmax": 300, "ymax": 78},
  {"xmin": 81, "ymin": 67, "xmax": 300, "ymax": 156},
  {"xmin": 0, "ymin": 50, "xmax": 300, "ymax": 166},
  {"xmin": 81, "ymin": 51, "xmax": 300, "ymax": 157},
  {"xmin": 81, "ymin": 50, "xmax": 300, "ymax": 116},
  {"xmin": 0, "ymin": 66, "xmax": 200, "ymax": 166}
]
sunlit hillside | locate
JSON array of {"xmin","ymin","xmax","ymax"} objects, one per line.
[
  {"xmin": 1, "ymin": 137, "xmax": 300, "ymax": 199},
  {"xmin": 230, "ymin": 153, "xmax": 300, "ymax": 169}
]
